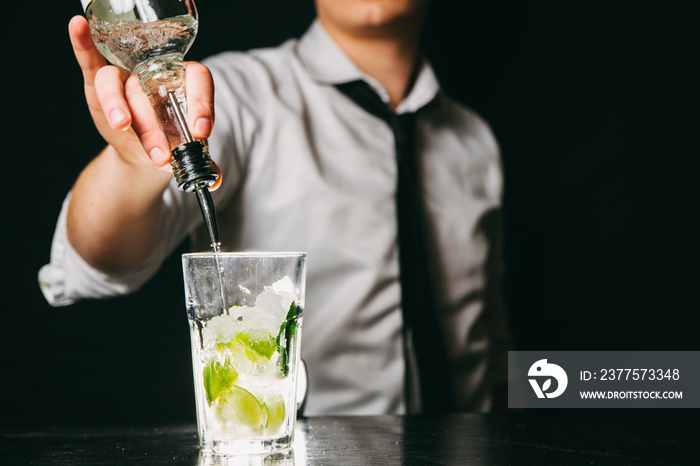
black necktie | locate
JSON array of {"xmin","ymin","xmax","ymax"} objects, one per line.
[{"xmin": 336, "ymin": 81, "xmax": 455, "ymax": 413}]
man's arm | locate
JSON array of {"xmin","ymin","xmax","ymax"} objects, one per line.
[{"xmin": 65, "ymin": 16, "xmax": 214, "ymax": 273}]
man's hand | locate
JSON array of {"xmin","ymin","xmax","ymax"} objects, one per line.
[{"xmin": 68, "ymin": 15, "xmax": 215, "ymax": 169}]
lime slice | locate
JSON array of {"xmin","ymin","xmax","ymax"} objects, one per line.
[
  {"xmin": 216, "ymin": 330, "xmax": 277, "ymax": 363},
  {"xmin": 264, "ymin": 396, "xmax": 286, "ymax": 434},
  {"xmin": 219, "ymin": 385, "xmax": 267, "ymax": 432},
  {"xmin": 235, "ymin": 329, "xmax": 277, "ymax": 360},
  {"xmin": 233, "ymin": 340, "xmax": 269, "ymax": 365},
  {"xmin": 203, "ymin": 360, "xmax": 238, "ymax": 405}
]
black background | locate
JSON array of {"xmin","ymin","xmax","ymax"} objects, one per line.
[{"xmin": 3, "ymin": 1, "xmax": 697, "ymax": 427}]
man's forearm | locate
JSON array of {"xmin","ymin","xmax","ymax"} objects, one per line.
[{"xmin": 66, "ymin": 144, "xmax": 173, "ymax": 273}]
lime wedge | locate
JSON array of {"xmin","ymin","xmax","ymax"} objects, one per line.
[
  {"xmin": 264, "ymin": 396, "xmax": 286, "ymax": 434},
  {"xmin": 219, "ymin": 385, "xmax": 267, "ymax": 432},
  {"xmin": 203, "ymin": 360, "xmax": 238, "ymax": 405}
]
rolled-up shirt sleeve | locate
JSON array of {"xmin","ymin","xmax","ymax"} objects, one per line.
[{"xmin": 38, "ymin": 186, "xmax": 186, "ymax": 306}]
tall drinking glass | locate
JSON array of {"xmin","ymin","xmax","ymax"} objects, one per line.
[{"xmin": 182, "ymin": 252, "xmax": 306, "ymax": 456}]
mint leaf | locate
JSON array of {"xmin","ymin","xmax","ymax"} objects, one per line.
[
  {"xmin": 203, "ymin": 360, "xmax": 238, "ymax": 405},
  {"xmin": 276, "ymin": 302, "xmax": 299, "ymax": 376}
]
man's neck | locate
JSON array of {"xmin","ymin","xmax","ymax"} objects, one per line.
[{"xmin": 322, "ymin": 21, "xmax": 420, "ymax": 109}]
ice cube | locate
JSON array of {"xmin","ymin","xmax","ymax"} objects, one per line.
[
  {"xmin": 271, "ymin": 276, "xmax": 297, "ymax": 314},
  {"xmin": 230, "ymin": 304, "xmax": 277, "ymax": 333},
  {"xmin": 271, "ymin": 276, "xmax": 294, "ymax": 295},
  {"xmin": 203, "ymin": 276, "xmax": 298, "ymax": 346},
  {"xmin": 254, "ymin": 287, "xmax": 286, "ymax": 327},
  {"xmin": 203, "ymin": 313, "xmax": 242, "ymax": 345}
]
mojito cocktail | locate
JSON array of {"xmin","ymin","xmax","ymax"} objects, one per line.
[{"xmin": 182, "ymin": 252, "xmax": 306, "ymax": 456}]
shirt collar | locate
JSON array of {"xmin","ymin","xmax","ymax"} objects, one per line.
[{"xmin": 296, "ymin": 20, "xmax": 440, "ymax": 114}]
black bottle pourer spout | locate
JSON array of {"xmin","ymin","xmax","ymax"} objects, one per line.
[
  {"xmin": 170, "ymin": 141, "xmax": 221, "ymax": 251},
  {"xmin": 170, "ymin": 141, "xmax": 218, "ymax": 192}
]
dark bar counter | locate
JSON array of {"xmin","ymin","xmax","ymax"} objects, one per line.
[{"xmin": 1, "ymin": 411, "xmax": 695, "ymax": 465}]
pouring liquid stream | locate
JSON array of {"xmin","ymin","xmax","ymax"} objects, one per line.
[
  {"xmin": 194, "ymin": 187, "xmax": 229, "ymax": 314},
  {"xmin": 168, "ymin": 90, "xmax": 229, "ymax": 315}
]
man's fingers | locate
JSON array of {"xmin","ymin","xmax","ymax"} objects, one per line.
[
  {"xmin": 185, "ymin": 62, "xmax": 215, "ymax": 139},
  {"xmin": 70, "ymin": 15, "xmax": 209, "ymax": 169},
  {"xmin": 68, "ymin": 15, "xmax": 105, "ymax": 87},
  {"xmin": 123, "ymin": 75, "xmax": 171, "ymax": 168},
  {"xmin": 209, "ymin": 161, "xmax": 223, "ymax": 192},
  {"xmin": 94, "ymin": 66, "xmax": 133, "ymax": 131},
  {"xmin": 68, "ymin": 15, "xmax": 170, "ymax": 169},
  {"xmin": 94, "ymin": 67, "xmax": 170, "ymax": 167},
  {"xmin": 70, "ymin": 15, "xmax": 131, "ymax": 131}
]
